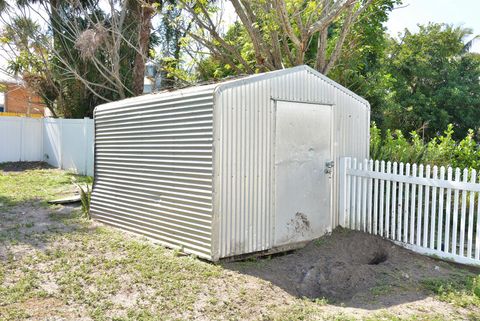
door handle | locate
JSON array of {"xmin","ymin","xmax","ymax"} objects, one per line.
[{"xmin": 324, "ymin": 161, "xmax": 334, "ymax": 174}]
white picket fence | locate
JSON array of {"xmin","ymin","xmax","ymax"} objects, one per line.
[
  {"xmin": 0, "ymin": 116, "xmax": 94, "ymax": 176},
  {"xmin": 339, "ymin": 157, "xmax": 480, "ymax": 266}
]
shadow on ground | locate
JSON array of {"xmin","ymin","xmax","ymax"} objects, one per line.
[
  {"xmin": 224, "ymin": 228, "xmax": 479, "ymax": 310},
  {"xmin": 0, "ymin": 161, "xmax": 53, "ymax": 172}
]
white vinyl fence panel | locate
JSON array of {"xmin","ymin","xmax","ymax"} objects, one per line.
[
  {"xmin": 43, "ymin": 118, "xmax": 94, "ymax": 176},
  {"xmin": 0, "ymin": 117, "xmax": 43, "ymax": 161},
  {"xmin": 339, "ymin": 157, "xmax": 480, "ymax": 266},
  {"xmin": 0, "ymin": 116, "xmax": 94, "ymax": 176}
]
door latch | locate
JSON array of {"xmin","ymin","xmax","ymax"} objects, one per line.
[{"xmin": 324, "ymin": 160, "xmax": 334, "ymax": 174}]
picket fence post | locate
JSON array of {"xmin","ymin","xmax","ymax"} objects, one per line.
[{"xmin": 338, "ymin": 157, "xmax": 348, "ymax": 227}]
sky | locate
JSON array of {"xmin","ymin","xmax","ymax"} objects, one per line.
[{"xmin": 386, "ymin": 0, "xmax": 480, "ymax": 52}]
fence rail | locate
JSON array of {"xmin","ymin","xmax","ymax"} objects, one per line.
[{"xmin": 339, "ymin": 157, "xmax": 480, "ymax": 266}]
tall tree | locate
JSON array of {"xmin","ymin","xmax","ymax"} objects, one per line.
[
  {"xmin": 0, "ymin": 14, "xmax": 60, "ymax": 116},
  {"xmin": 180, "ymin": 0, "xmax": 384, "ymax": 75},
  {"xmin": 156, "ymin": 0, "xmax": 192, "ymax": 88},
  {"xmin": 381, "ymin": 24, "xmax": 480, "ymax": 139},
  {"xmin": 131, "ymin": 0, "xmax": 156, "ymax": 95},
  {"xmin": 327, "ymin": 0, "xmax": 400, "ymax": 125},
  {"xmin": 0, "ymin": 0, "xmax": 156, "ymax": 117}
]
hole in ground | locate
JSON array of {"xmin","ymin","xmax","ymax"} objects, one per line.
[{"xmin": 369, "ymin": 251, "xmax": 388, "ymax": 265}]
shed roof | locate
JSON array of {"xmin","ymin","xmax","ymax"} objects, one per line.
[
  {"xmin": 214, "ymin": 65, "xmax": 369, "ymax": 106},
  {"xmin": 95, "ymin": 65, "xmax": 368, "ymax": 113}
]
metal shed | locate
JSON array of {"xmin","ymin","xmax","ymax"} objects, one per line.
[{"xmin": 91, "ymin": 65, "xmax": 370, "ymax": 261}]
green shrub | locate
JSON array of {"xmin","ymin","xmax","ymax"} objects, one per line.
[{"xmin": 370, "ymin": 123, "xmax": 480, "ymax": 169}]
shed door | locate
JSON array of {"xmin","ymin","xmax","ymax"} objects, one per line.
[{"xmin": 274, "ymin": 101, "xmax": 332, "ymax": 246}]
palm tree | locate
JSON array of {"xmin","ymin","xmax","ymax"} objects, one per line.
[{"xmin": 131, "ymin": 0, "xmax": 156, "ymax": 96}]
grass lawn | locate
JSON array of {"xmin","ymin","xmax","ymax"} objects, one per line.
[{"xmin": 0, "ymin": 162, "xmax": 479, "ymax": 321}]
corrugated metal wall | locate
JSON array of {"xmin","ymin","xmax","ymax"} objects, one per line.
[
  {"xmin": 213, "ymin": 66, "xmax": 369, "ymax": 259},
  {"xmin": 91, "ymin": 86, "xmax": 216, "ymax": 259},
  {"xmin": 331, "ymin": 88, "xmax": 370, "ymax": 226},
  {"xmin": 212, "ymin": 80, "xmax": 275, "ymax": 259}
]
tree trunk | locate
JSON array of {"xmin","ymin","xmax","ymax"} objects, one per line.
[{"xmin": 132, "ymin": 1, "xmax": 154, "ymax": 96}]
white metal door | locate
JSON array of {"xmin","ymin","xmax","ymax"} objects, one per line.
[{"xmin": 274, "ymin": 101, "xmax": 332, "ymax": 246}]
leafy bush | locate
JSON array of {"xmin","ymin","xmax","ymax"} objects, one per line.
[{"xmin": 370, "ymin": 123, "xmax": 480, "ymax": 169}]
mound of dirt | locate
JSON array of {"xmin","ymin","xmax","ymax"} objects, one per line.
[
  {"xmin": 226, "ymin": 229, "xmax": 474, "ymax": 305},
  {"xmin": 297, "ymin": 236, "xmax": 390, "ymax": 300}
]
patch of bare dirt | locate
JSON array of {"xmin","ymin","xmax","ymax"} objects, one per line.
[
  {"xmin": 226, "ymin": 229, "xmax": 478, "ymax": 309},
  {"xmin": 0, "ymin": 161, "xmax": 53, "ymax": 172},
  {"xmin": 0, "ymin": 203, "xmax": 79, "ymax": 261},
  {"xmin": 189, "ymin": 270, "xmax": 293, "ymax": 321},
  {"xmin": 7, "ymin": 297, "xmax": 89, "ymax": 321}
]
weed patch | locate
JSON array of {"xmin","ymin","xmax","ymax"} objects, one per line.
[{"xmin": 421, "ymin": 273, "xmax": 480, "ymax": 307}]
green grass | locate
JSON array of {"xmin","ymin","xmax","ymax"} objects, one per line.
[
  {"xmin": 364, "ymin": 314, "xmax": 451, "ymax": 321},
  {"xmin": 421, "ymin": 273, "xmax": 480, "ymax": 308},
  {"xmin": 0, "ymin": 162, "xmax": 479, "ymax": 320},
  {"xmin": 370, "ymin": 284, "xmax": 394, "ymax": 297},
  {"xmin": 0, "ymin": 162, "xmax": 91, "ymax": 209}
]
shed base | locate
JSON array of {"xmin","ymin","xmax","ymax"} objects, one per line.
[{"xmin": 217, "ymin": 240, "xmax": 312, "ymax": 262}]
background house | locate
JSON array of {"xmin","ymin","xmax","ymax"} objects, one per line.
[{"xmin": 0, "ymin": 76, "xmax": 46, "ymax": 117}]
